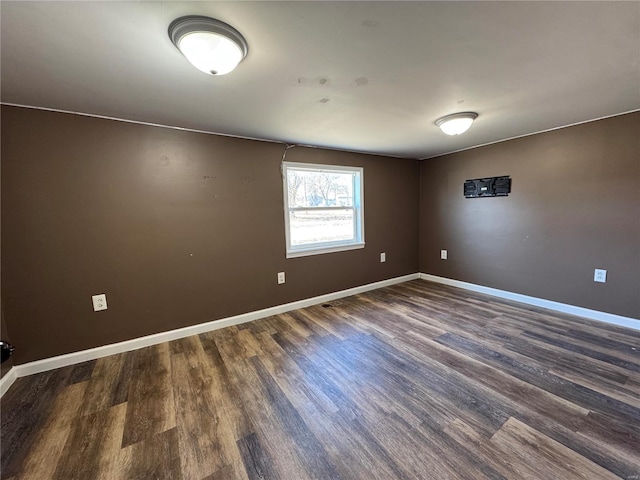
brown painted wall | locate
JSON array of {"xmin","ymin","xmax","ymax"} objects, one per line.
[
  {"xmin": 1, "ymin": 106, "xmax": 420, "ymax": 364},
  {"xmin": 419, "ymin": 112, "xmax": 640, "ymax": 319},
  {"xmin": 0, "ymin": 129, "xmax": 11, "ymax": 376}
]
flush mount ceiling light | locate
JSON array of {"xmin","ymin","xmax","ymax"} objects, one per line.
[
  {"xmin": 435, "ymin": 112, "xmax": 479, "ymax": 136},
  {"xmin": 169, "ymin": 16, "xmax": 248, "ymax": 75}
]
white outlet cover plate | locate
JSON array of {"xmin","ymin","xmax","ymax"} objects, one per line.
[
  {"xmin": 380, "ymin": 252, "xmax": 386, "ymax": 263},
  {"xmin": 594, "ymin": 269, "xmax": 607, "ymax": 283},
  {"xmin": 92, "ymin": 294, "xmax": 108, "ymax": 311},
  {"xmin": 277, "ymin": 272, "xmax": 286, "ymax": 284},
  {"xmin": 441, "ymin": 250, "xmax": 448, "ymax": 260}
]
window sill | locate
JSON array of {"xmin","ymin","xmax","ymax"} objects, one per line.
[{"xmin": 286, "ymin": 242, "xmax": 365, "ymax": 259}]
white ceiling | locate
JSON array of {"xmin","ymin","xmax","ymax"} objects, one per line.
[{"xmin": 2, "ymin": 1, "xmax": 639, "ymax": 159}]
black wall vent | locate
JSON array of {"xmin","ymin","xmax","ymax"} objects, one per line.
[{"xmin": 464, "ymin": 176, "xmax": 511, "ymax": 198}]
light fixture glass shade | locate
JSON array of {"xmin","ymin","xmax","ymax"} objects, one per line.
[
  {"xmin": 435, "ymin": 112, "xmax": 478, "ymax": 135},
  {"xmin": 178, "ymin": 32, "xmax": 243, "ymax": 75},
  {"xmin": 169, "ymin": 16, "xmax": 248, "ymax": 75}
]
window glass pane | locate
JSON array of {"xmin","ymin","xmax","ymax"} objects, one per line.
[
  {"xmin": 287, "ymin": 170, "xmax": 354, "ymax": 208},
  {"xmin": 283, "ymin": 162, "xmax": 363, "ymax": 257},
  {"xmin": 289, "ymin": 209, "xmax": 354, "ymax": 246}
]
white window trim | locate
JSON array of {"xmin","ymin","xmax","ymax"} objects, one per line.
[{"xmin": 283, "ymin": 162, "xmax": 364, "ymax": 258}]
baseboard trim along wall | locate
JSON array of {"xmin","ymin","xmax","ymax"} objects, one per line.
[
  {"xmin": 3, "ymin": 271, "xmax": 638, "ymax": 398},
  {"xmin": 420, "ymin": 273, "xmax": 640, "ymax": 331},
  {"xmin": 0, "ymin": 273, "xmax": 420, "ymax": 397},
  {"xmin": 0, "ymin": 367, "xmax": 18, "ymax": 398}
]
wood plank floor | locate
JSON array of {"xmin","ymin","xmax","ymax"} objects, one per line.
[{"xmin": 2, "ymin": 279, "xmax": 639, "ymax": 479}]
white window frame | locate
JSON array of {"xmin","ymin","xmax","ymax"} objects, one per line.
[{"xmin": 283, "ymin": 162, "xmax": 364, "ymax": 258}]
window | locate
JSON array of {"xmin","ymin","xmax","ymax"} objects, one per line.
[{"xmin": 283, "ymin": 162, "xmax": 364, "ymax": 258}]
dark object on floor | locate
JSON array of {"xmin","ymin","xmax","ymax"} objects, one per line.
[{"xmin": 1, "ymin": 341, "xmax": 15, "ymax": 363}]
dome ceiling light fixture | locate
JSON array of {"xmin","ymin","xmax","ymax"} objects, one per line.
[
  {"xmin": 169, "ymin": 16, "xmax": 248, "ymax": 76},
  {"xmin": 435, "ymin": 112, "xmax": 479, "ymax": 136}
]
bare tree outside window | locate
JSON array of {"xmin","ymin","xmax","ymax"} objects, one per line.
[
  {"xmin": 287, "ymin": 170, "xmax": 305, "ymax": 207},
  {"xmin": 308, "ymin": 173, "xmax": 349, "ymax": 206},
  {"xmin": 287, "ymin": 171, "xmax": 352, "ymax": 207}
]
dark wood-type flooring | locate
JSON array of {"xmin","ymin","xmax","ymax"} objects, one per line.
[{"xmin": 2, "ymin": 280, "xmax": 639, "ymax": 479}]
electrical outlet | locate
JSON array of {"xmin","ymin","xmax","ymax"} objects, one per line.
[
  {"xmin": 594, "ymin": 269, "xmax": 607, "ymax": 283},
  {"xmin": 277, "ymin": 272, "xmax": 286, "ymax": 285},
  {"xmin": 441, "ymin": 250, "xmax": 448, "ymax": 260},
  {"xmin": 92, "ymin": 294, "xmax": 108, "ymax": 312},
  {"xmin": 380, "ymin": 252, "xmax": 386, "ymax": 263}
]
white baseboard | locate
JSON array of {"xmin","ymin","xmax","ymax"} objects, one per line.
[
  {"xmin": 0, "ymin": 367, "xmax": 18, "ymax": 398},
  {"xmin": 2, "ymin": 273, "xmax": 420, "ymax": 397},
  {"xmin": 5, "ymin": 271, "xmax": 635, "ymax": 399},
  {"xmin": 419, "ymin": 273, "xmax": 640, "ymax": 331}
]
